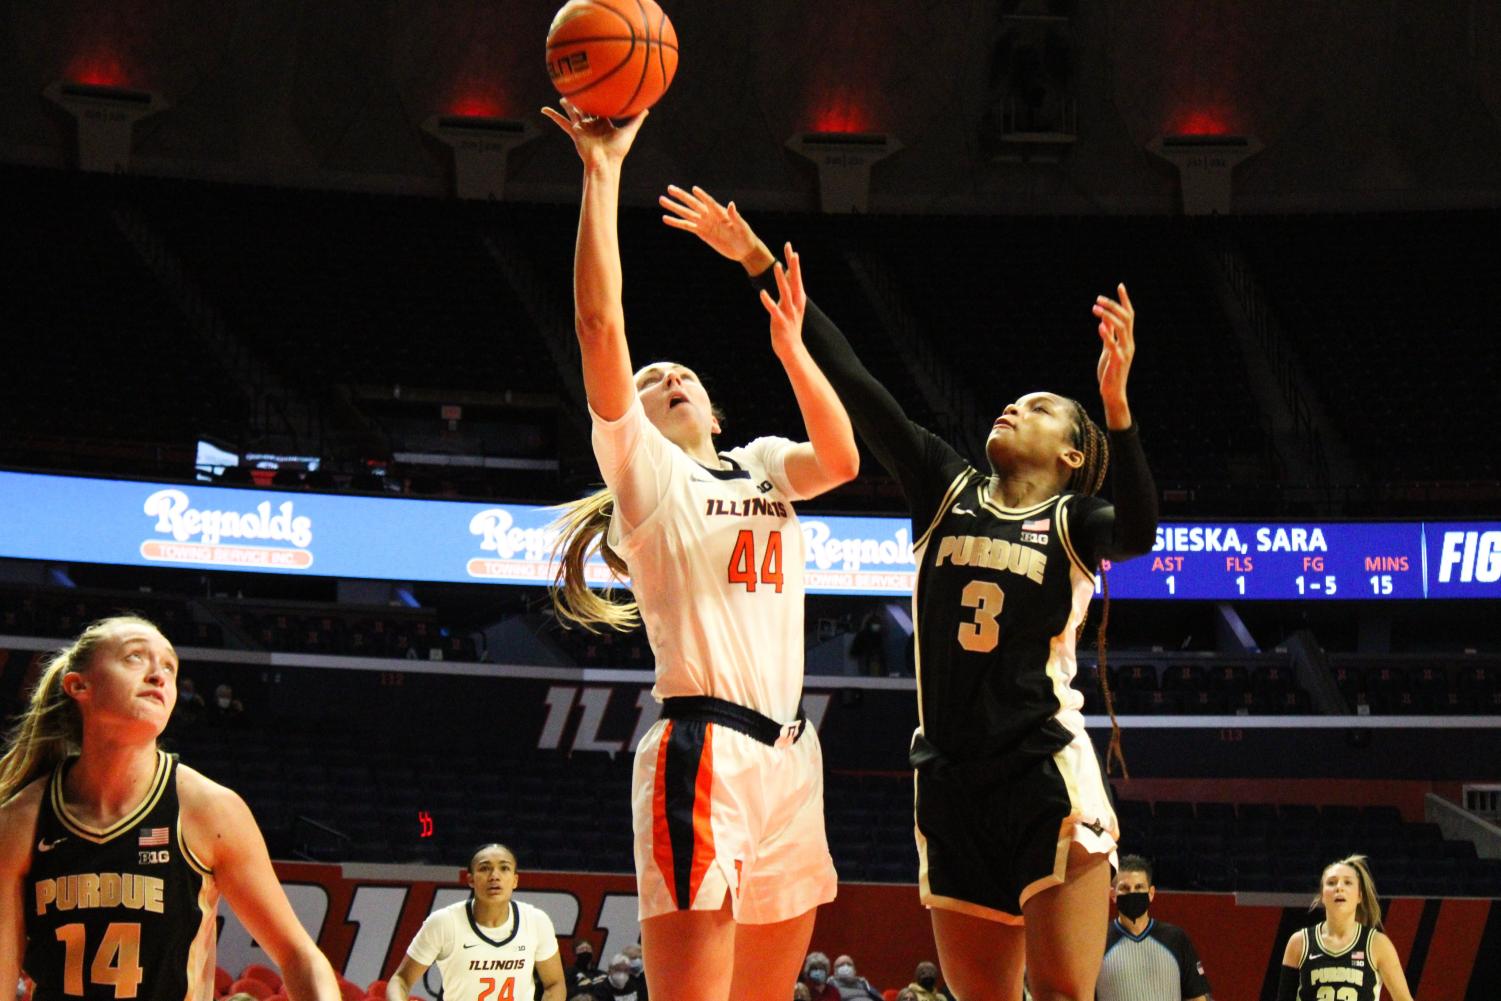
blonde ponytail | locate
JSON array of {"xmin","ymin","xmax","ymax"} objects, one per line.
[
  {"xmin": 549, "ymin": 488, "xmax": 640, "ymax": 633},
  {"xmin": 0, "ymin": 615, "xmax": 159, "ymax": 806}
]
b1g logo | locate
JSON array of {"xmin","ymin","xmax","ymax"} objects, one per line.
[{"xmin": 139, "ymin": 850, "xmax": 171, "ymax": 865}]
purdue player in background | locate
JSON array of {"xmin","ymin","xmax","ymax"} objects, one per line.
[
  {"xmin": 385, "ymin": 844, "xmax": 565, "ymax": 1001},
  {"xmin": 542, "ymin": 102, "xmax": 858, "ymax": 1001},
  {"xmin": 1278, "ymin": 855, "xmax": 1414, "ymax": 1001},
  {"xmin": 660, "ymin": 187, "xmax": 1156, "ymax": 1001},
  {"xmin": 0, "ymin": 616, "xmax": 337, "ymax": 1001}
]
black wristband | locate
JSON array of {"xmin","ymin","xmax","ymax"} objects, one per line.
[{"xmin": 1276, "ymin": 965, "xmax": 1300, "ymax": 1001}]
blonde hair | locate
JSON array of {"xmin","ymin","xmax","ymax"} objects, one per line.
[
  {"xmin": 0, "ymin": 615, "xmax": 162, "ymax": 806},
  {"xmin": 549, "ymin": 488, "xmax": 639, "ymax": 633},
  {"xmin": 1312, "ymin": 854, "xmax": 1384, "ymax": 929}
]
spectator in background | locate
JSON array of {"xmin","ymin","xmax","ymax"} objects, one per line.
[
  {"xmin": 172, "ymin": 676, "xmax": 206, "ymax": 727},
  {"xmin": 1096, "ymin": 855, "xmax": 1210, "ymax": 1001},
  {"xmin": 906, "ymin": 962, "xmax": 944, "ymax": 1001},
  {"xmin": 792, "ymin": 984, "xmax": 812, "ymax": 1001},
  {"xmin": 590, "ymin": 954, "xmax": 646, "ymax": 1001},
  {"xmin": 210, "ymin": 682, "xmax": 244, "ymax": 725},
  {"xmin": 846, "ymin": 614, "xmax": 887, "ymax": 677},
  {"xmin": 828, "ymin": 955, "xmax": 881, "ymax": 1001},
  {"xmin": 622, "ymin": 944, "xmax": 645, "ymax": 986},
  {"xmin": 800, "ymin": 953, "xmax": 840, "ymax": 1001},
  {"xmin": 894, "ymin": 991, "xmax": 917, "ymax": 1001},
  {"xmin": 569, "ymin": 942, "xmax": 604, "ymax": 994}
]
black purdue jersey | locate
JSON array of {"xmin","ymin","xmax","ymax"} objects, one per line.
[
  {"xmin": 1296, "ymin": 923, "xmax": 1383, "ymax": 1001},
  {"xmin": 25, "ymin": 751, "xmax": 219, "ymax": 1001},
  {"xmin": 912, "ymin": 469, "xmax": 1107, "ymax": 762}
]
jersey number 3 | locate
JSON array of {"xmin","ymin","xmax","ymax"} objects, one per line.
[
  {"xmin": 958, "ymin": 580, "xmax": 1005, "ymax": 652},
  {"xmin": 55, "ymin": 923, "xmax": 143, "ymax": 998},
  {"xmin": 727, "ymin": 530, "xmax": 784, "ymax": 593},
  {"xmin": 478, "ymin": 977, "xmax": 515, "ymax": 1001}
]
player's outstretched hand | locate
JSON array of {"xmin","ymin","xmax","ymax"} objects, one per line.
[
  {"xmin": 540, "ymin": 98, "xmax": 647, "ymax": 166},
  {"xmin": 759, "ymin": 242, "xmax": 807, "ymax": 359},
  {"xmin": 1093, "ymin": 282, "xmax": 1135, "ymax": 410},
  {"xmin": 660, "ymin": 184, "xmax": 766, "ymax": 265}
]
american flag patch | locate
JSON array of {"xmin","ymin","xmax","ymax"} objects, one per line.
[
  {"xmin": 1352, "ymin": 951, "xmax": 1365, "ymax": 961},
  {"xmin": 138, "ymin": 827, "xmax": 170, "ymax": 847},
  {"xmin": 1022, "ymin": 518, "xmax": 1050, "ymax": 532}
]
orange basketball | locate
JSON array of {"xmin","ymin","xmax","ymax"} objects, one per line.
[{"xmin": 546, "ymin": 0, "xmax": 678, "ymax": 119}]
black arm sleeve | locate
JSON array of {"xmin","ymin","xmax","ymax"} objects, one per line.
[
  {"xmin": 1070, "ymin": 423, "xmax": 1159, "ymax": 566},
  {"xmin": 750, "ymin": 267, "xmax": 969, "ymax": 527},
  {"xmin": 1275, "ymin": 965, "xmax": 1300, "ymax": 1001}
]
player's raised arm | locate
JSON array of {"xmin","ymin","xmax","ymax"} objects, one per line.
[{"xmin": 541, "ymin": 99, "xmax": 649, "ymax": 422}]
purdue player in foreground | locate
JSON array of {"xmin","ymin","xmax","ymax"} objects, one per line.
[
  {"xmin": 660, "ymin": 187, "xmax": 1156, "ymax": 1001},
  {"xmin": 1278, "ymin": 855, "xmax": 1414, "ymax": 1001},
  {"xmin": 386, "ymin": 844, "xmax": 565, "ymax": 1001},
  {"xmin": 542, "ymin": 102, "xmax": 859, "ymax": 1001},
  {"xmin": 0, "ymin": 616, "xmax": 337, "ymax": 1001}
]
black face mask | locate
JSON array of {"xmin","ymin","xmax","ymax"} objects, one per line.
[
  {"xmin": 576, "ymin": 953, "xmax": 595, "ymax": 970},
  {"xmin": 1116, "ymin": 891, "xmax": 1151, "ymax": 921},
  {"xmin": 917, "ymin": 977, "xmax": 937, "ymax": 991}
]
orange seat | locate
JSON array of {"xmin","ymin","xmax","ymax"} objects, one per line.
[
  {"xmin": 215, "ymin": 969, "xmax": 234, "ymax": 997},
  {"xmin": 240, "ymin": 965, "xmax": 284, "ymax": 993},
  {"xmin": 337, "ymin": 979, "xmax": 366, "ymax": 1001},
  {"xmin": 365, "ymin": 981, "xmax": 388, "ymax": 998},
  {"xmin": 882, "ymin": 991, "xmax": 899, "ymax": 1001},
  {"xmin": 228, "ymin": 979, "xmax": 274, "ymax": 1001}
]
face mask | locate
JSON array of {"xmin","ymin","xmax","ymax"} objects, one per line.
[
  {"xmin": 577, "ymin": 953, "xmax": 594, "ymax": 970},
  {"xmin": 917, "ymin": 977, "xmax": 937, "ymax": 991},
  {"xmin": 608, "ymin": 972, "xmax": 630, "ymax": 990},
  {"xmin": 808, "ymin": 970, "xmax": 828, "ymax": 985},
  {"xmin": 629, "ymin": 958, "xmax": 643, "ymax": 975},
  {"xmin": 217, "ymin": 696, "xmax": 232, "ymax": 708},
  {"xmin": 1116, "ymin": 891, "xmax": 1151, "ymax": 920},
  {"xmin": 834, "ymin": 965, "xmax": 855, "ymax": 980}
]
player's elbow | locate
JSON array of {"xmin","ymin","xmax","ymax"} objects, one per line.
[
  {"xmin": 824, "ymin": 447, "xmax": 860, "ymax": 485},
  {"xmin": 574, "ymin": 309, "xmax": 623, "ymax": 345}
]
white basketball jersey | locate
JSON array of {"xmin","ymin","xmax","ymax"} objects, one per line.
[
  {"xmin": 593, "ymin": 400, "xmax": 807, "ymax": 722},
  {"xmin": 405, "ymin": 899, "xmax": 558, "ymax": 1001}
]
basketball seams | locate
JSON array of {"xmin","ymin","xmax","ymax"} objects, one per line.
[{"xmin": 547, "ymin": 0, "xmax": 675, "ymax": 117}]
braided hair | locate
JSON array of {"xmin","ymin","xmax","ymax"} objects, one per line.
[{"xmin": 1063, "ymin": 399, "xmax": 1127, "ymax": 778}]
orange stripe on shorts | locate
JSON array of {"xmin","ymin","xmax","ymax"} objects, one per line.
[
  {"xmin": 687, "ymin": 722, "xmax": 716, "ymax": 904},
  {"xmin": 651, "ymin": 720, "xmax": 677, "ymax": 908}
]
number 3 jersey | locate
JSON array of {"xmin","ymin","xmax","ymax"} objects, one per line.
[
  {"xmin": 592, "ymin": 399, "xmax": 808, "ymax": 723},
  {"xmin": 25, "ymin": 751, "xmax": 219, "ymax": 1001},
  {"xmin": 911, "ymin": 470, "xmax": 1110, "ymax": 763},
  {"xmin": 405, "ymin": 899, "xmax": 559, "ymax": 1001}
]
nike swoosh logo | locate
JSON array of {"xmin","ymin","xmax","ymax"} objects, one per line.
[
  {"xmin": 37, "ymin": 837, "xmax": 66, "ymax": 852},
  {"xmin": 463, "ymin": 943, "xmax": 480, "ymax": 949},
  {"xmin": 952, "ymin": 505, "xmax": 975, "ymax": 516}
]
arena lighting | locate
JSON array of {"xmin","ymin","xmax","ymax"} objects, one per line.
[
  {"xmin": 422, "ymin": 113, "xmax": 537, "ymax": 201},
  {"xmin": 44, "ymin": 79, "xmax": 167, "ymax": 173},
  {"xmin": 1147, "ymin": 133, "xmax": 1263, "ymax": 215},
  {"xmin": 785, "ymin": 131, "xmax": 902, "ymax": 214}
]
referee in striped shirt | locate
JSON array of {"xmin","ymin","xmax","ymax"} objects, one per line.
[{"xmin": 1096, "ymin": 855, "xmax": 1211, "ymax": 1001}]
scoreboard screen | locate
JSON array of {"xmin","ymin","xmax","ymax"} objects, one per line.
[{"xmin": 1103, "ymin": 522, "xmax": 1499, "ymax": 600}]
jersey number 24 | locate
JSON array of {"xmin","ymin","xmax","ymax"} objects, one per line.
[{"xmin": 477, "ymin": 977, "xmax": 515, "ymax": 1001}]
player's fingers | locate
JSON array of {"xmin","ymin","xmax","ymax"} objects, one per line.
[
  {"xmin": 759, "ymin": 288, "xmax": 778, "ymax": 316},
  {"xmin": 727, "ymin": 202, "xmax": 743, "ymax": 225},
  {"xmin": 1118, "ymin": 282, "xmax": 1133, "ymax": 311},
  {"xmin": 668, "ymin": 183, "xmax": 705, "ymax": 213},
  {"xmin": 772, "ymin": 260, "xmax": 792, "ymax": 303},
  {"xmin": 1096, "ymin": 296, "xmax": 1131, "ymax": 325},
  {"xmin": 540, "ymin": 107, "xmax": 572, "ymax": 132},
  {"xmin": 658, "ymin": 193, "xmax": 697, "ymax": 219},
  {"xmin": 692, "ymin": 186, "xmax": 726, "ymax": 213},
  {"xmin": 661, "ymin": 214, "xmax": 698, "ymax": 232}
]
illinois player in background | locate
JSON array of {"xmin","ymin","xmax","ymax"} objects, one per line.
[
  {"xmin": 1278, "ymin": 855, "xmax": 1414, "ymax": 1001},
  {"xmin": 385, "ymin": 844, "xmax": 565, "ymax": 1001},
  {"xmin": 541, "ymin": 99, "xmax": 859, "ymax": 1001},
  {"xmin": 661, "ymin": 186, "xmax": 1157, "ymax": 1001},
  {"xmin": 0, "ymin": 616, "xmax": 337, "ymax": 1001}
]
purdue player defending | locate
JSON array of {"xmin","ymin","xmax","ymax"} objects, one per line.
[
  {"xmin": 385, "ymin": 844, "xmax": 565, "ymax": 1001},
  {"xmin": 660, "ymin": 187, "xmax": 1157, "ymax": 1001},
  {"xmin": 541, "ymin": 102, "xmax": 859, "ymax": 1001},
  {"xmin": 0, "ymin": 616, "xmax": 337, "ymax": 1001},
  {"xmin": 1277, "ymin": 856, "xmax": 1414, "ymax": 1001}
]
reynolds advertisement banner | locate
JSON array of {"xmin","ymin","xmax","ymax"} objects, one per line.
[{"xmin": 0, "ymin": 470, "xmax": 1497, "ymax": 599}]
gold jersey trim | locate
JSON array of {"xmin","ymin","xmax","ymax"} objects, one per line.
[
  {"xmin": 1055, "ymin": 496, "xmax": 1097, "ymax": 582},
  {"xmin": 51, "ymin": 750, "xmax": 172, "ymax": 844},
  {"xmin": 975, "ymin": 482, "xmax": 1059, "ymax": 521}
]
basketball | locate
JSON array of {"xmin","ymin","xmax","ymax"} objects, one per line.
[{"xmin": 546, "ymin": 0, "xmax": 678, "ymax": 119}]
